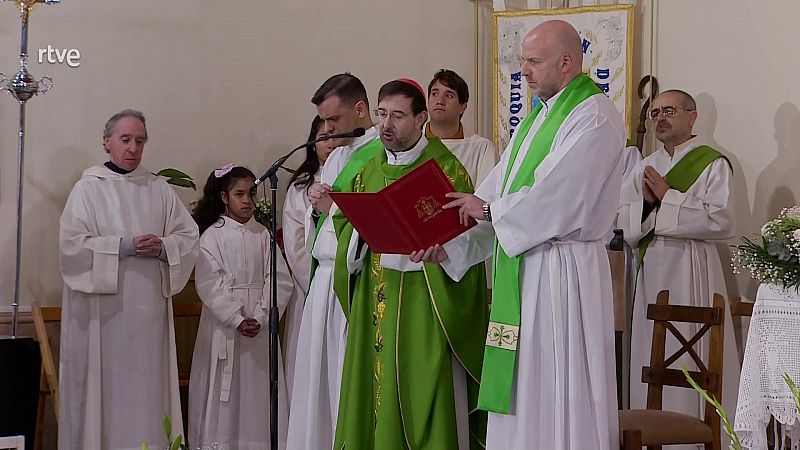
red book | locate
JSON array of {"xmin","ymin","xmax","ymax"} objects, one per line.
[{"xmin": 328, "ymin": 159, "xmax": 476, "ymax": 254}]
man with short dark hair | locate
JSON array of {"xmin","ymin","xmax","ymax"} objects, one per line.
[
  {"xmin": 59, "ymin": 109, "xmax": 199, "ymax": 450},
  {"xmin": 617, "ymin": 89, "xmax": 737, "ymax": 449},
  {"xmin": 333, "ymin": 79, "xmax": 488, "ymax": 450},
  {"xmin": 426, "ymin": 69, "xmax": 498, "ymax": 186},
  {"xmin": 286, "ymin": 73, "xmax": 381, "ymax": 450}
]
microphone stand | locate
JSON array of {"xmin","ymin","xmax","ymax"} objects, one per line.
[
  {"xmin": 267, "ymin": 170, "xmax": 280, "ymax": 450},
  {"xmin": 256, "ymin": 128, "xmax": 363, "ymax": 450},
  {"xmin": 256, "ymin": 147, "xmax": 304, "ymax": 450}
]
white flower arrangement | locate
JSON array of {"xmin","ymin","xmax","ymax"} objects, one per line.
[
  {"xmin": 253, "ymin": 197, "xmax": 272, "ymax": 228},
  {"xmin": 734, "ymin": 206, "xmax": 800, "ymax": 289}
]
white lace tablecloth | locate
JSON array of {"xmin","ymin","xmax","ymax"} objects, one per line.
[{"xmin": 735, "ymin": 283, "xmax": 800, "ymax": 450}]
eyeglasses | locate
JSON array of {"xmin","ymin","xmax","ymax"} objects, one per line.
[
  {"xmin": 373, "ymin": 108, "xmax": 410, "ymax": 121},
  {"xmin": 648, "ymin": 106, "xmax": 695, "ymax": 120}
]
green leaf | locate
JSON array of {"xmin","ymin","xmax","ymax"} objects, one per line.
[
  {"xmin": 170, "ymin": 435, "xmax": 183, "ymax": 450},
  {"xmin": 163, "ymin": 415, "xmax": 172, "ymax": 440},
  {"xmin": 682, "ymin": 366, "xmax": 743, "ymax": 450},
  {"xmin": 166, "ymin": 177, "xmax": 197, "ymax": 190},
  {"xmin": 141, "ymin": 442, "xmax": 149, "ymax": 450},
  {"xmin": 156, "ymin": 168, "xmax": 192, "ymax": 179},
  {"xmin": 785, "ymin": 373, "xmax": 800, "ymax": 412}
]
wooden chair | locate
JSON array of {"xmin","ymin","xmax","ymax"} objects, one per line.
[
  {"xmin": 31, "ymin": 303, "xmax": 61, "ymax": 450},
  {"xmin": 730, "ymin": 295, "xmax": 754, "ymax": 317},
  {"xmin": 172, "ymin": 301, "xmax": 203, "ymax": 388},
  {"xmin": 31, "ymin": 303, "xmax": 60, "ymax": 420},
  {"xmin": 618, "ymin": 290, "xmax": 725, "ymax": 450},
  {"xmin": 608, "ymin": 248, "xmax": 627, "ymax": 334},
  {"xmin": 608, "ymin": 246, "xmax": 630, "ymax": 409}
]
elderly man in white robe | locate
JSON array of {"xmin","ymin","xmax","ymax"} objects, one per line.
[
  {"xmin": 59, "ymin": 109, "xmax": 199, "ymax": 450},
  {"xmin": 425, "ymin": 69, "xmax": 499, "ymax": 186},
  {"xmin": 286, "ymin": 73, "xmax": 380, "ymax": 450},
  {"xmin": 617, "ymin": 89, "xmax": 737, "ymax": 449},
  {"xmin": 414, "ymin": 20, "xmax": 626, "ymax": 450}
]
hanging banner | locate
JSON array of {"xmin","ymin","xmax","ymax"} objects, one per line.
[{"xmin": 493, "ymin": 4, "xmax": 634, "ymax": 150}]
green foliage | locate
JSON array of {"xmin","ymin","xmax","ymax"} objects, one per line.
[
  {"xmin": 253, "ymin": 197, "xmax": 272, "ymax": 228},
  {"xmin": 140, "ymin": 415, "xmax": 188, "ymax": 450},
  {"xmin": 682, "ymin": 368, "xmax": 800, "ymax": 450},
  {"xmin": 785, "ymin": 373, "xmax": 800, "ymax": 413},
  {"xmin": 681, "ymin": 367, "xmax": 743, "ymax": 450},
  {"xmin": 156, "ymin": 168, "xmax": 196, "ymax": 191}
]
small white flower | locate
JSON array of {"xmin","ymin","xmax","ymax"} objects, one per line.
[{"xmin": 785, "ymin": 206, "xmax": 800, "ymax": 219}]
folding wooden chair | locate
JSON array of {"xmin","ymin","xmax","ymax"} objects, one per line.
[
  {"xmin": 618, "ymin": 290, "xmax": 725, "ymax": 450},
  {"xmin": 30, "ymin": 302, "xmax": 60, "ymax": 450}
]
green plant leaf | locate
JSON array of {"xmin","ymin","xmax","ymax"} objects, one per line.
[
  {"xmin": 141, "ymin": 442, "xmax": 149, "ymax": 450},
  {"xmin": 682, "ymin": 367, "xmax": 743, "ymax": 450},
  {"xmin": 166, "ymin": 178, "xmax": 197, "ymax": 190},
  {"xmin": 163, "ymin": 415, "xmax": 172, "ymax": 440},
  {"xmin": 785, "ymin": 373, "xmax": 800, "ymax": 412},
  {"xmin": 156, "ymin": 168, "xmax": 192, "ymax": 179},
  {"xmin": 170, "ymin": 435, "xmax": 182, "ymax": 450}
]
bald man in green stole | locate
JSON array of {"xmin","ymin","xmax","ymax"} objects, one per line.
[
  {"xmin": 332, "ymin": 79, "xmax": 488, "ymax": 450},
  {"xmin": 418, "ymin": 21, "xmax": 626, "ymax": 450}
]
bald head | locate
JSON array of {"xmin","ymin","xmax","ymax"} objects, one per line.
[
  {"xmin": 656, "ymin": 89, "xmax": 696, "ymax": 110},
  {"xmin": 525, "ymin": 20, "xmax": 583, "ymax": 69},
  {"xmin": 520, "ymin": 20, "xmax": 584, "ymax": 100}
]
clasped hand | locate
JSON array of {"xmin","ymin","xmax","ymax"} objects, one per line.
[
  {"xmin": 308, "ymin": 182, "xmax": 333, "ymax": 215},
  {"xmin": 643, "ymin": 165, "xmax": 670, "ymax": 202},
  {"xmin": 237, "ymin": 318, "xmax": 261, "ymax": 338},
  {"xmin": 134, "ymin": 234, "xmax": 162, "ymax": 258}
]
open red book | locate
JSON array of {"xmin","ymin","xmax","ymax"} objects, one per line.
[{"xmin": 328, "ymin": 159, "xmax": 476, "ymax": 254}]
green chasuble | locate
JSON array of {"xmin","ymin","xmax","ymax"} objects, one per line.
[{"xmin": 332, "ymin": 137, "xmax": 489, "ymax": 450}]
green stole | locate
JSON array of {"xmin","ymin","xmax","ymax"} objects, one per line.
[
  {"xmin": 637, "ymin": 144, "xmax": 729, "ymax": 266},
  {"xmin": 307, "ymin": 137, "xmax": 384, "ymax": 293},
  {"xmin": 477, "ymin": 73, "xmax": 602, "ymax": 414},
  {"xmin": 333, "ymin": 137, "xmax": 489, "ymax": 450}
]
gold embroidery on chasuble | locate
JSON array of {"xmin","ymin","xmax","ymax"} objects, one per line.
[{"xmin": 371, "ymin": 253, "xmax": 386, "ymax": 421}]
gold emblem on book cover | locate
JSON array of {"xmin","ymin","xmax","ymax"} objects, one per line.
[{"xmin": 415, "ymin": 196, "xmax": 442, "ymax": 222}]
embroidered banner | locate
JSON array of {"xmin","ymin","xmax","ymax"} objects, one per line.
[{"xmin": 493, "ymin": 4, "xmax": 634, "ymax": 150}]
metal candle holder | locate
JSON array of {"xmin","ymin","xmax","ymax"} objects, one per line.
[{"xmin": 0, "ymin": 0, "xmax": 59, "ymax": 338}]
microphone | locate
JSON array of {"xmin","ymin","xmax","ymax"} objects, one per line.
[
  {"xmin": 254, "ymin": 127, "xmax": 366, "ymax": 186},
  {"xmin": 321, "ymin": 127, "xmax": 366, "ymax": 142}
]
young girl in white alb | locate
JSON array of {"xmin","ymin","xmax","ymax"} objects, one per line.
[{"xmin": 188, "ymin": 164, "xmax": 293, "ymax": 450}]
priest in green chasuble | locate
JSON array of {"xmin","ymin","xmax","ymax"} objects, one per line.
[{"xmin": 332, "ymin": 79, "xmax": 489, "ymax": 450}]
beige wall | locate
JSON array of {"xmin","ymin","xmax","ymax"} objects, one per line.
[
  {"xmin": 0, "ymin": 0, "xmax": 480, "ymax": 307},
  {"xmin": 0, "ymin": 0, "xmax": 795, "ymax": 308}
]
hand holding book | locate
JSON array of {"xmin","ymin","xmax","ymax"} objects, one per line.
[{"xmin": 328, "ymin": 160, "xmax": 477, "ymax": 255}]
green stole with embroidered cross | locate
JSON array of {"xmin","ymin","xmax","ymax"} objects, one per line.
[
  {"xmin": 477, "ymin": 73, "xmax": 602, "ymax": 414},
  {"xmin": 636, "ymin": 144, "xmax": 729, "ymax": 267},
  {"xmin": 307, "ymin": 138, "xmax": 384, "ymax": 293}
]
